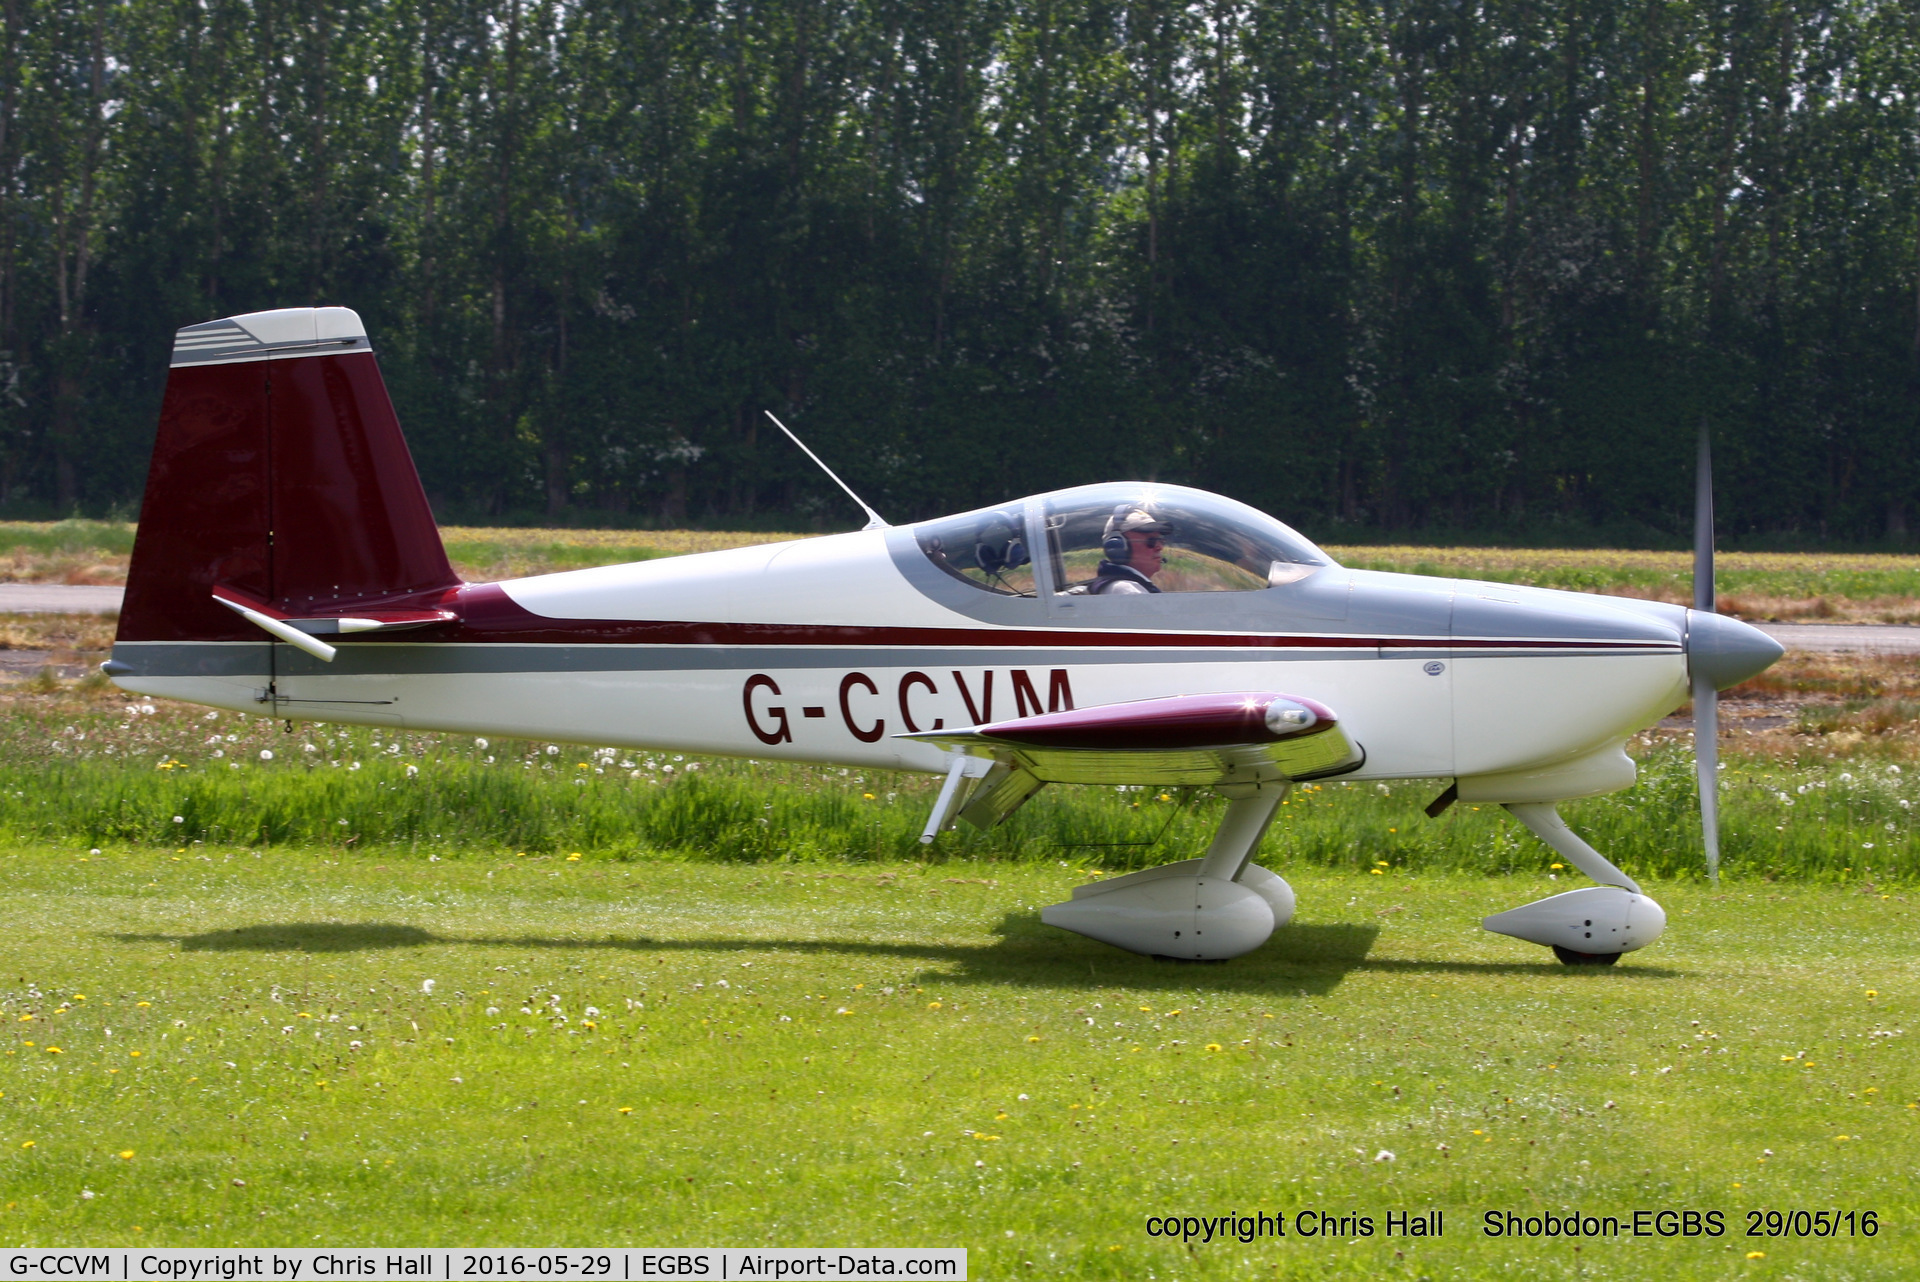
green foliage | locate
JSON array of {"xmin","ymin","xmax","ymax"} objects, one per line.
[
  {"xmin": 2, "ymin": 697, "xmax": 1912, "ymax": 882},
  {"xmin": 0, "ymin": 0, "xmax": 1915, "ymax": 537}
]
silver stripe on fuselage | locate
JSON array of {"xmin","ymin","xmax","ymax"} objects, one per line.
[{"xmin": 109, "ymin": 639, "xmax": 1678, "ymax": 679}]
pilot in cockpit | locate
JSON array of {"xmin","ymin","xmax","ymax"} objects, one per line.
[{"xmin": 1089, "ymin": 505, "xmax": 1172, "ymax": 595}]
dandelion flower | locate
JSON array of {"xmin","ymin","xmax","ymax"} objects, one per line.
[
  {"xmin": 567, "ymin": 853, "xmax": 582, "ymax": 862},
  {"xmin": 1026, "ymin": 1036, "xmax": 1041, "ymax": 1043},
  {"xmin": 1747, "ymin": 1252, "xmax": 1765, "ymax": 1260},
  {"xmin": 1866, "ymin": 990, "xmax": 1878, "ymax": 999},
  {"xmin": 118, "ymin": 1151, "xmax": 133, "ymax": 1160},
  {"xmin": 619, "ymin": 1107, "xmax": 633, "ymax": 1115},
  {"xmin": 927, "ymin": 1001, "xmax": 942, "ymax": 1009},
  {"xmin": 45, "ymin": 1047, "xmax": 61, "ymax": 1054},
  {"xmin": 20, "ymin": 1141, "xmax": 33, "ymax": 1149}
]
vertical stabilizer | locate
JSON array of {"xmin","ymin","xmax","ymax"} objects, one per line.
[{"xmin": 118, "ymin": 307, "xmax": 459, "ymax": 643}]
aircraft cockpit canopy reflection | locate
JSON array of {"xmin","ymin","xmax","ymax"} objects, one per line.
[
  {"xmin": 1045, "ymin": 484, "xmax": 1330, "ymax": 595},
  {"xmin": 912, "ymin": 483, "xmax": 1332, "ymax": 598}
]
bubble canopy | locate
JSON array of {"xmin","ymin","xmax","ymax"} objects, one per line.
[{"xmin": 912, "ymin": 483, "xmax": 1333, "ymax": 597}]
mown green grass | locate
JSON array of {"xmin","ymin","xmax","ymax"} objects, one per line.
[
  {"xmin": 2, "ymin": 853, "xmax": 1915, "ymax": 1278},
  {"xmin": 1329, "ymin": 546, "xmax": 1920, "ymax": 611},
  {"xmin": 0, "ymin": 520, "xmax": 136, "ymax": 558}
]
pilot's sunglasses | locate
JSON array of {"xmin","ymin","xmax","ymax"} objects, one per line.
[{"xmin": 1140, "ymin": 536, "xmax": 1166, "ymax": 550}]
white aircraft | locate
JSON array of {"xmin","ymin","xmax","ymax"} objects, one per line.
[{"xmin": 106, "ymin": 307, "xmax": 1782, "ymax": 964}]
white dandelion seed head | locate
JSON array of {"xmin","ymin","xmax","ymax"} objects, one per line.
[
  {"xmin": 421, "ymin": 980, "xmax": 436, "ymax": 995},
  {"xmin": 259, "ymin": 750, "xmax": 273, "ymax": 761}
]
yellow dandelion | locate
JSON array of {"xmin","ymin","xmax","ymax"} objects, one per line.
[
  {"xmin": 129, "ymin": 1050, "xmax": 140, "ymax": 1057},
  {"xmin": 16, "ymin": 1014, "xmax": 30, "ymax": 1022},
  {"xmin": 1865, "ymin": 990, "xmax": 1878, "ymax": 999},
  {"xmin": 994, "ymin": 1112, "xmax": 1009, "ymax": 1120},
  {"xmin": 45, "ymin": 1046, "xmax": 61, "ymax": 1054},
  {"xmin": 1747, "ymin": 1252, "xmax": 1765, "ymax": 1260},
  {"xmin": 118, "ymin": 1151, "xmax": 134, "ymax": 1161},
  {"xmin": 1206, "ymin": 1043, "xmax": 1223, "ymax": 1052},
  {"xmin": 1026, "ymin": 1035, "xmax": 1041, "ymax": 1043},
  {"xmin": 619, "ymin": 1107, "xmax": 633, "ymax": 1115},
  {"xmin": 1370, "ymin": 869, "xmax": 1384, "ymax": 875},
  {"xmin": 577, "ymin": 762, "xmax": 590, "ymax": 769},
  {"xmin": 862, "ymin": 793, "xmax": 875, "ymax": 800},
  {"xmin": 296, "ymin": 1012, "xmax": 313, "ymax": 1019},
  {"xmin": 1835, "ymin": 1135, "xmax": 1850, "ymax": 1142},
  {"xmin": 72, "ymin": 995, "xmax": 85, "ymax": 1002},
  {"xmin": 20, "ymin": 1141, "xmax": 33, "ymax": 1149},
  {"xmin": 136, "ymin": 1001, "xmax": 150, "ymax": 1008},
  {"xmin": 1550, "ymin": 863, "xmax": 1565, "ymax": 870},
  {"xmin": 927, "ymin": 1001, "xmax": 942, "ymax": 1009},
  {"xmin": 582, "ymin": 1020, "xmax": 598, "ymax": 1030},
  {"xmin": 567, "ymin": 852, "xmax": 582, "ymax": 861}
]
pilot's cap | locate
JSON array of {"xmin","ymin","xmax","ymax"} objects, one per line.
[{"xmin": 1103, "ymin": 505, "xmax": 1173, "ymax": 540}]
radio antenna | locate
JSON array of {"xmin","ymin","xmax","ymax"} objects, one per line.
[{"xmin": 764, "ymin": 411, "xmax": 888, "ymax": 530}]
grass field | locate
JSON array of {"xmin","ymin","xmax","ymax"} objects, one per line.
[
  {"xmin": 3, "ymin": 853, "xmax": 1915, "ymax": 1277},
  {"xmin": 2, "ymin": 520, "xmax": 1917, "ymax": 622}
]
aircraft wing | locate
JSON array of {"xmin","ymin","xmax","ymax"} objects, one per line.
[{"xmin": 898, "ymin": 692, "xmax": 1363, "ymax": 832}]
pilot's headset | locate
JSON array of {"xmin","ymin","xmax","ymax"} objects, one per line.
[{"xmin": 1102, "ymin": 505, "xmax": 1172, "ymax": 561}]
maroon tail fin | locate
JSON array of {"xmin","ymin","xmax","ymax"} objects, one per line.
[{"xmin": 118, "ymin": 307, "xmax": 460, "ymax": 643}]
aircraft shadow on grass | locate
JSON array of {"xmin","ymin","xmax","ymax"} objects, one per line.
[{"xmin": 112, "ymin": 915, "xmax": 1681, "ymax": 995}]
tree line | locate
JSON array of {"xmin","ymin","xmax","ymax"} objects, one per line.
[{"xmin": 2, "ymin": 0, "xmax": 1917, "ymax": 541}]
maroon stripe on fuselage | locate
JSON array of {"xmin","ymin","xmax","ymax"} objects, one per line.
[{"xmin": 326, "ymin": 582, "xmax": 1681, "ymax": 653}]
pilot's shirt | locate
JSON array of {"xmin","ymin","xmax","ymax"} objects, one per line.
[{"xmin": 1089, "ymin": 563, "xmax": 1160, "ymax": 595}]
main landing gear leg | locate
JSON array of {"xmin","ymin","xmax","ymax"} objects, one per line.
[
  {"xmin": 1041, "ymin": 783, "xmax": 1296, "ymax": 960},
  {"xmin": 1480, "ymin": 802, "xmax": 1667, "ymax": 965}
]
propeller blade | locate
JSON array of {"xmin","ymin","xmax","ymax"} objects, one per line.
[
  {"xmin": 1694, "ymin": 421, "xmax": 1719, "ymax": 883},
  {"xmin": 1694, "ymin": 424, "xmax": 1715, "ymax": 613},
  {"xmin": 1694, "ymin": 674, "xmax": 1721, "ymax": 884}
]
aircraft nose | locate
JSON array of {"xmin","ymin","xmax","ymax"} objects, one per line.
[{"xmin": 1687, "ymin": 610, "xmax": 1785, "ymax": 690}]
